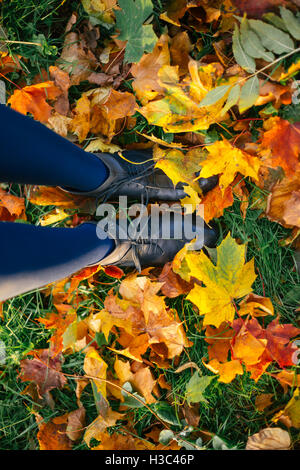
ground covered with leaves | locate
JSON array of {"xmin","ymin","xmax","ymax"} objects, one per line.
[{"xmin": 0, "ymin": 0, "xmax": 300, "ymax": 451}]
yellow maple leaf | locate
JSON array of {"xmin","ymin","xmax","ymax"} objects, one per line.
[
  {"xmin": 199, "ymin": 140, "xmax": 261, "ymax": 195},
  {"xmin": 154, "ymin": 146, "xmax": 205, "ymax": 210},
  {"xmin": 84, "ymin": 347, "xmax": 108, "ymax": 398},
  {"xmin": 185, "ymin": 233, "xmax": 257, "ymax": 327},
  {"xmin": 139, "ymin": 61, "xmax": 228, "ymax": 133},
  {"xmin": 204, "ymin": 358, "xmax": 244, "ymax": 383}
]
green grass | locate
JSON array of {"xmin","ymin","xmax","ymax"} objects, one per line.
[{"xmin": 0, "ymin": 0, "xmax": 300, "ymax": 451}]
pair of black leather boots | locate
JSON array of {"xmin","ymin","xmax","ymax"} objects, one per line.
[{"xmin": 65, "ymin": 150, "xmax": 219, "ymax": 270}]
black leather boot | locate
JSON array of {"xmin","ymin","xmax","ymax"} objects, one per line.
[
  {"xmin": 96, "ymin": 211, "xmax": 218, "ymax": 272},
  {"xmin": 61, "ymin": 150, "xmax": 218, "ymax": 201}
]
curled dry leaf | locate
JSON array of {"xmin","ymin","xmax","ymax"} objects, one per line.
[
  {"xmin": 255, "ymin": 393, "xmax": 273, "ymax": 411},
  {"xmin": 66, "ymin": 407, "xmax": 86, "ymax": 442},
  {"xmin": 19, "ymin": 349, "xmax": 67, "ymax": 397},
  {"xmin": 49, "ymin": 65, "xmax": 70, "ymax": 115},
  {"xmin": 0, "ymin": 52, "xmax": 21, "ymax": 75},
  {"xmin": 57, "ymin": 13, "xmax": 98, "ymax": 85},
  {"xmin": 158, "ymin": 261, "xmax": 194, "ymax": 298},
  {"xmin": 246, "ymin": 427, "xmax": 291, "ymax": 450},
  {"xmin": 266, "ymin": 169, "xmax": 300, "ymax": 228},
  {"xmin": 0, "ymin": 188, "xmax": 26, "ymax": 221}
]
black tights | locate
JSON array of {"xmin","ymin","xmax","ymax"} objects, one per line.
[{"xmin": 0, "ymin": 106, "xmax": 114, "ymax": 301}]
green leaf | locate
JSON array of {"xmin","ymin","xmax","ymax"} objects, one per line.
[
  {"xmin": 199, "ymin": 85, "xmax": 231, "ymax": 108},
  {"xmin": 121, "ymin": 382, "xmax": 146, "ymax": 408},
  {"xmin": 185, "ymin": 372, "xmax": 214, "ymax": 405},
  {"xmin": 154, "ymin": 402, "xmax": 181, "ymax": 426},
  {"xmin": 142, "ymin": 24, "xmax": 157, "ymax": 52},
  {"xmin": 263, "ymin": 12, "xmax": 288, "ymax": 32},
  {"xmin": 159, "ymin": 430, "xmax": 174, "ymax": 446},
  {"xmin": 232, "ymin": 24, "xmax": 256, "ymax": 73},
  {"xmin": 280, "ymin": 7, "xmax": 300, "ymax": 41},
  {"xmin": 239, "ymin": 76, "xmax": 259, "ymax": 113},
  {"xmin": 248, "ymin": 19, "xmax": 294, "ymax": 54},
  {"xmin": 240, "ymin": 18, "xmax": 274, "ymax": 62},
  {"xmin": 221, "ymin": 84, "xmax": 240, "ymax": 116},
  {"xmin": 115, "ymin": 0, "xmax": 156, "ymax": 63}
]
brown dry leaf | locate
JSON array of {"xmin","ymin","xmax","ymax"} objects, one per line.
[
  {"xmin": 19, "ymin": 349, "xmax": 67, "ymax": 397},
  {"xmin": 0, "ymin": 52, "xmax": 21, "ymax": 75},
  {"xmin": 131, "ymin": 364, "xmax": 157, "ymax": 404},
  {"xmin": 160, "ymin": 0, "xmax": 188, "ymax": 26},
  {"xmin": 102, "ymin": 275, "xmax": 190, "ymax": 360},
  {"xmin": 103, "ymin": 88, "xmax": 136, "ymax": 120},
  {"xmin": 47, "ymin": 112, "xmax": 72, "ymax": 137},
  {"xmin": 183, "ymin": 402, "xmax": 200, "ymax": 428},
  {"xmin": 37, "ymin": 415, "xmax": 72, "ymax": 450},
  {"xmin": 0, "ymin": 188, "xmax": 26, "ymax": 221},
  {"xmin": 266, "ymin": 169, "xmax": 300, "ymax": 228},
  {"xmin": 7, "ymin": 82, "xmax": 61, "ymax": 122},
  {"xmin": 170, "ymin": 31, "xmax": 192, "ymax": 76},
  {"xmin": 131, "ymin": 35, "xmax": 170, "ymax": 105},
  {"xmin": 255, "ymin": 393, "xmax": 273, "ymax": 411},
  {"xmin": 66, "ymin": 407, "xmax": 86, "ymax": 442},
  {"xmin": 58, "ymin": 13, "xmax": 98, "ymax": 85},
  {"xmin": 283, "ymin": 191, "xmax": 300, "ymax": 227},
  {"xmin": 49, "ymin": 65, "xmax": 70, "ymax": 115},
  {"xmin": 246, "ymin": 427, "xmax": 291, "ymax": 450},
  {"xmin": 158, "ymin": 262, "xmax": 194, "ymax": 298}
]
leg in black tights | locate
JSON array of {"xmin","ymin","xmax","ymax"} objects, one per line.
[
  {"xmin": 0, "ymin": 105, "xmax": 108, "ymax": 190},
  {"xmin": 0, "ymin": 106, "xmax": 114, "ymax": 302},
  {"xmin": 0, "ymin": 222, "xmax": 114, "ymax": 302}
]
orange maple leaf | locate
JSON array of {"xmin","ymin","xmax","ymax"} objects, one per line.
[
  {"xmin": 260, "ymin": 118, "xmax": 300, "ymax": 176},
  {"xmin": 7, "ymin": 81, "xmax": 61, "ymax": 122}
]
